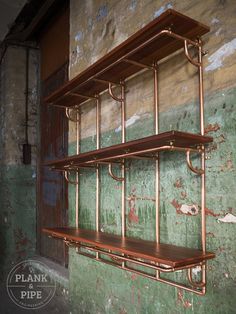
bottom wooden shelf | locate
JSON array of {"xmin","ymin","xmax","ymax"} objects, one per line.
[{"xmin": 43, "ymin": 227, "xmax": 215, "ymax": 269}]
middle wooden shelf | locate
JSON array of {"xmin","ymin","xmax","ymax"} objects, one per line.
[{"xmin": 45, "ymin": 130, "xmax": 213, "ymax": 170}]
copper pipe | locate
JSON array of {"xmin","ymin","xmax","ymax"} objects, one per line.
[
  {"xmin": 69, "ymin": 92, "xmax": 97, "ymax": 100},
  {"xmin": 153, "ymin": 63, "xmax": 160, "ymax": 279},
  {"xmin": 123, "ymin": 58, "xmax": 153, "ymax": 70},
  {"xmin": 75, "ymin": 108, "xmax": 80, "ymax": 227},
  {"xmin": 65, "ymin": 108, "xmax": 80, "ymax": 122},
  {"xmin": 51, "ymin": 234, "xmax": 206, "ymax": 294},
  {"xmin": 198, "ymin": 40, "xmax": 204, "ymax": 136},
  {"xmin": 74, "ymin": 244, "xmax": 204, "ymax": 295},
  {"xmin": 51, "ymin": 30, "xmax": 200, "ymax": 107},
  {"xmin": 108, "ymin": 83, "xmax": 124, "ymax": 102},
  {"xmin": 77, "ymin": 243, "xmax": 201, "ymax": 273},
  {"xmin": 128, "ymin": 155, "xmax": 157, "ymax": 160},
  {"xmin": 52, "ymin": 165, "xmax": 96, "ymax": 171},
  {"xmin": 95, "ymin": 161, "xmax": 122, "ymax": 165},
  {"xmin": 198, "ymin": 38, "xmax": 207, "ymax": 291},
  {"xmin": 184, "ymin": 40, "xmax": 200, "ymax": 67},
  {"xmin": 121, "ymin": 81, "xmax": 126, "ymax": 268},
  {"xmin": 187, "ymin": 266, "xmax": 205, "ymax": 288},
  {"xmin": 84, "ymin": 145, "xmax": 201, "ymax": 165},
  {"xmin": 157, "ymin": 276, "xmax": 204, "ymax": 295},
  {"xmin": 64, "ymin": 171, "xmax": 78, "ymax": 185},
  {"xmin": 108, "ymin": 163, "xmax": 124, "ymax": 181},
  {"xmin": 201, "ymin": 147, "xmax": 206, "ymax": 253},
  {"xmin": 96, "ymin": 96, "xmax": 100, "ymax": 259},
  {"xmin": 93, "ymin": 78, "xmax": 122, "ymax": 86},
  {"xmin": 186, "ymin": 150, "xmax": 204, "ymax": 175}
]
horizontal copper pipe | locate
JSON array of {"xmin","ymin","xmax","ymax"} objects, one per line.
[
  {"xmin": 83, "ymin": 145, "xmax": 201, "ymax": 165},
  {"xmin": 75, "ymin": 245, "xmax": 204, "ymax": 295},
  {"xmin": 75, "ymin": 242, "xmax": 202, "ymax": 273}
]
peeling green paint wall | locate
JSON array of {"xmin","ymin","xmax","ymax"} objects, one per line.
[
  {"xmin": 68, "ymin": 1, "xmax": 236, "ymax": 313},
  {"xmin": 68, "ymin": 89, "xmax": 236, "ymax": 314},
  {"xmin": 0, "ymin": 46, "xmax": 38, "ymax": 278}
]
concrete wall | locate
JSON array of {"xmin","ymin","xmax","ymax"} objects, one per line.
[
  {"xmin": 0, "ymin": 45, "xmax": 38, "ymax": 278},
  {"xmin": 68, "ymin": 1, "xmax": 236, "ymax": 313}
]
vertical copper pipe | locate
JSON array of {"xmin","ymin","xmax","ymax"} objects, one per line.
[
  {"xmin": 96, "ymin": 96, "xmax": 100, "ymax": 232},
  {"xmin": 75, "ymin": 109, "xmax": 80, "ymax": 227},
  {"xmin": 96, "ymin": 96, "xmax": 100, "ymax": 260},
  {"xmin": 121, "ymin": 81, "xmax": 126, "ymax": 268},
  {"xmin": 154, "ymin": 64, "xmax": 160, "ymax": 279},
  {"xmin": 198, "ymin": 40, "xmax": 204, "ymax": 136},
  {"xmin": 199, "ymin": 39, "xmax": 206, "ymax": 292}
]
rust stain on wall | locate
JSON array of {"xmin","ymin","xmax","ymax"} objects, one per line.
[
  {"xmin": 205, "ymin": 207, "xmax": 220, "ymax": 217},
  {"xmin": 174, "ymin": 178, "xmax": 183, "ymax": 188},
  {"xmin": 205, "ymin": 123, "xmax": 221, "ymax": 134},
  {"xmin": 177, "ymin": 288, "xmax": 192, "ymax": 309},
  {"xmin": 171, "ymin": 199, "xmax": 181, "ymax": 210}
]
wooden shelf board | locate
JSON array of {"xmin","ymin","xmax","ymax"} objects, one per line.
[
  {"xmin": 44, "ymin": 9, "xmax": 210, "ymax": 108},
  {"xmin": 43, "ymin": 227, "xmax": 215, "ymax": 268},
  {"xmin": 44, "ymin": 131, "xmax": 213, "ymax": 169}
]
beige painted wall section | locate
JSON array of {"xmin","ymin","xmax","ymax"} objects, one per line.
[{"xmin": 69, "ymin": 0, "xmax": 236, "ymax": 142}]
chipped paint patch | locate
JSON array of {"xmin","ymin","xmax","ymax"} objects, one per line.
[
  {"xmin": 205, "ymin": 123, "xmax": 221, "ymax": 134},
  {"xmin": 218, "ymin": 213, "xmax": 236, "ymax": 223},
  {"xmin": 205, "ymin": 38, "xmax": 236, "ymax": 71},
  {"xmin": 96, "ymin": 5, "xmax": 108, "ymax": 22},
  {"xmin": 192, "ymin": 266, "xmax": 202, "ymax": 275},
  {"xmin": 115, "ymin": 114, "xmax": 141, "ymax": 132},
  {"xmin": 154, "ymin": 3, "xmax": 173, "ymax": 18},
  {"xmin": 215, "ymin": 28, "xmax": 222, "ymax": 36},
  {"xmin": 178, "ymin": 204, "xmax": 199, "ymax": 216},
  {"xmin": 211, "ymin": 17, "xmax": 220, "ymax": 25},
  {"xmin": 75, "ymin": 31, "xmax": 83, "ymax": 41},
  {"xmin": 129, "ymin": 0, "xmax": 137, "ymax": 11},
  {"xmin": 171, "ymin": 200, "xmax": 198, "ymax": 215}
]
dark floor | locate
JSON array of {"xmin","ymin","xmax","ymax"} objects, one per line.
[
  {"xmin": 0, "ymin": 282, "xmax": 70, "ymax": 314},
  {"xmin": 0, "ymin": 256, "xmax": 70, "ymax": 314}
]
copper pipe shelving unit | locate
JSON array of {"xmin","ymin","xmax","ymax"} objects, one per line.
[{"xmin": 43, "ymin": 9, "xmax": 215, "ymax": 295}]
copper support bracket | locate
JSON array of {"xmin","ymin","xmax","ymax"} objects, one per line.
[
  {"xmin": 65, "ymin": 107, "xmax": 80, "ymax": 122},
  {"xmin": 93, "ymin": 78, "xmax": 122, "ymax": 86},
  {"xmin": 123, "ymin": 58, "xmax": 153, "ymax": 70},
  {"xmin": 108, "ymin": 83, "xmax": 124, "ymax": 102},
  {"xmin": 70, "ymin": 92, "xmax": 98, "ymax": 100},
  {"xmin": 108, "ymin": 163, "xmax": 124, "ymax": 181},
  {"xmin": 187, "ymin": 265, "xmax": 205, "ymax": 288},
  {"xmin": 186, "ymin": 150, "xmax": 204, "ymax": 175},
  {"xmin": 184, "ymin": 40, "xmax": 201, "ymax": 67},
  {"xmin": 64, "ymin": 170, "xmax": 79, "ymax": 185}
]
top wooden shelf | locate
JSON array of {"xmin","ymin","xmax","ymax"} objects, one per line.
[{"xmin": 44, "ymin": 9, "xmax": 209, "ymax": 108}]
